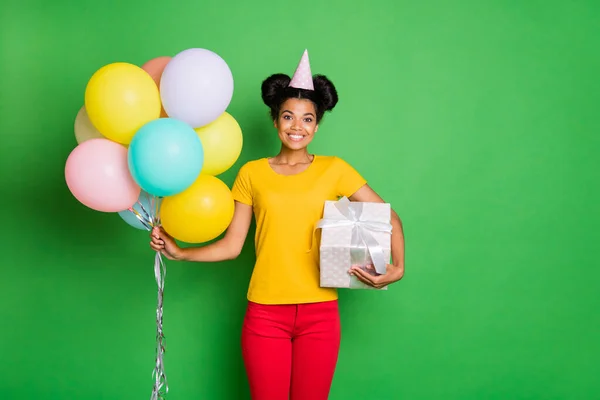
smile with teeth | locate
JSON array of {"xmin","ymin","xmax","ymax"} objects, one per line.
[{"xmin": 287, "ymin": 133, "xmax": 306, "ymax": 142}]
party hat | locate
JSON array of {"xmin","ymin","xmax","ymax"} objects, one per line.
[{"xmin": 288, "ymin": 49, "xmax": 314, "ymax": 90}]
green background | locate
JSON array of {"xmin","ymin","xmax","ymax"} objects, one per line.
[{"xmin": 1, "ymin": 0, "xmax": 598, "ymax": 399}]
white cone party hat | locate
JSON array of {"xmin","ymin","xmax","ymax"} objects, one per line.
[{"xmin": 288, "ymin": 49, "xmax": 314, "ymax": 90}]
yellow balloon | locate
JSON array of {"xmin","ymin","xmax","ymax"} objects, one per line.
[
  {"xmin": 195, "ymin": 112, "xmax": 243, "ymax": 176},
  {"xmin": 74, "ymin": 106, "xmax": 104, "ymax": 144},
  {"xmin": 160, "ymin": 175, "xmax": 235, "ymax": 243},
  {"xmin": 84, "ymin": 62, "xmax": 161, "ymax": 144}
]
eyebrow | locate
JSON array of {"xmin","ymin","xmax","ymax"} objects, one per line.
[{"xmin": 282, "ymin": 109, "xmax": 316, "ymax": 117}]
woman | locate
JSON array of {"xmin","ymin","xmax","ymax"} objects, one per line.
[{"xmin": 150, "ymin": 50, "xmax": 405, "ymax": 400}]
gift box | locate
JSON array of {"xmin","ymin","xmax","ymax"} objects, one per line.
[{"xmin": 316, "ymin": 197, "xmax": 392, "ymax": 290}]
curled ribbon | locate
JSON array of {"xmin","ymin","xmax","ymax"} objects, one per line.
[
  {"xmin": 128, "ymin": 193, "xmax": 169, "ymax": 400},
  {"xmin": 313, "ymin": 197, "xmax": 392, "ymax": 275}
]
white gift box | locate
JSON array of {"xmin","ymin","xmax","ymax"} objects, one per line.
[{"xmin": 316, "ymin": 197, "xmax": 392, "ymax": 290}]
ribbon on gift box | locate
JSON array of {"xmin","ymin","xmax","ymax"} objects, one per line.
[{"xmin": 311, "ymin": 197, "xmax": 392, "ymax": 275}]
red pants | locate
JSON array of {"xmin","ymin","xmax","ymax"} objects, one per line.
[{"xmin": 241, "ymin": 300, "xmax": 341, "ymax": 400}]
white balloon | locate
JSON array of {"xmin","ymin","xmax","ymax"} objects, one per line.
[{"xmin": 160, "ymin": 48, "xmax": 234, "ymax": 128}]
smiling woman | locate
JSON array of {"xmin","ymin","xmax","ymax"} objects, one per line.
[
  {"xmin": 277, "ymin": 99, "xmax": 318, "ymax": 150},
  {"xmin": 150, "ymin": 49, "xmax": 405, "ymax": 400}
]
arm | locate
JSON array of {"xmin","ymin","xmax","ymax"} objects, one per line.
[
  {"xmin": 348, "ymin": 184, "xmax": 405, "ymax": 287},
  {"xmin": 150, "ymin": 201, "xmax": 253, "ymax": 262}
]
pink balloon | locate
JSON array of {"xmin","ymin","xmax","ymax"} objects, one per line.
[
  {"xmin": 65, "ymin": 138, "xmax": 140, "ymax": 212},
  {"xmin": 142, "ymin": 56, "xmax": 171, "ymax": 118}
]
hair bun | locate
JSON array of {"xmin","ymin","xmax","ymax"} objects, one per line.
[
  {"xmin": 312, "ymin": 74, "xmax": 338, "ymax": 112},
  {"xmin": 261, "ymin": 74, "xmax": 291, "ymax": 109}
]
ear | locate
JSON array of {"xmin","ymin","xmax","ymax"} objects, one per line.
[{"xmin": 315, "ymin": 124, "xmax": 319, "ymax": 133}]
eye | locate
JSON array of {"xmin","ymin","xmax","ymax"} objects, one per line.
[
  {"xmin": 304, "ymin": 118, "xmax": 313, "ymax": 123},
  {"xmin": 283, "ymin": 115, "xmax": 292, "ymax": 120}
]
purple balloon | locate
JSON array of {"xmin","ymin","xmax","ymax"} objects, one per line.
[{"xmin": 160, "ymin": 48, "xmax": 234, "ymax": 129}]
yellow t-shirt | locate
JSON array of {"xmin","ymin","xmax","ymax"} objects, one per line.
[{"xmin": 231, "ymin": 155, "xmax": 367, "ymax": 305}]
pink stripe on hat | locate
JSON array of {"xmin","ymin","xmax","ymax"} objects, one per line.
[{"xmin": 288, "ymin": 49, "xmax": 314, "ymax": 90}]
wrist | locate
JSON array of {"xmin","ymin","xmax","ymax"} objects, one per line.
[{"xmin": 174, "ymin": 247, "xmax": 187, "ymax": 261}]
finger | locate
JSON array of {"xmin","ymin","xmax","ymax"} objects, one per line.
[
  {"xmin": 368, "ymin": 275, "xmax": 388, "ymax": 289},
  {"xmin": 150, "ymin": 242, "xmax": 164, "ymax": 251},
  {"xmin": 351, "ymin": 267, "xmax": 389, "ymax": 289},
  {"xmin": 350, "ymin": 267, "xmax": 378, "ymax": 286},
  {"xmin": 156, "ymin": 230, "xmax": 172, "ymax": 241},
  {"xmin": 363, "ymin": 265, "xmax": 379, "ymax": 277}
]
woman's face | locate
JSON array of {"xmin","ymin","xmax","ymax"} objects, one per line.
[{"xmin": 274, "ymin": 98, "xmax": 319, "ymax": 151}]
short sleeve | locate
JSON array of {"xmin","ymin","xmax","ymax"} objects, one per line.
[
  {"xmin": 335, "ymin": 157, "xmax": 367, "ymax": 198},
  {"xmin": 231, "ymin": 163, "xmax": 253, "ymax": 206}
]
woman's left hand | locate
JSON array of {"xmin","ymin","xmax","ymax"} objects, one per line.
[{"xmin": 349, "ymin": 263, "xmax": 404, "ymax": 289}]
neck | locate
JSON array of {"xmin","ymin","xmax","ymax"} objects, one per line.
[{"xmin": 274, "ymin": 146, "xmax": 313, "ymax": 165}]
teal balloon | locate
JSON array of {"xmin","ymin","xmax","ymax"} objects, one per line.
[
  {"xmin": 128, "ymin": 118, "xmax": 204, "ymax": 197},
  {"xmin": 118, "ymin": 191, "xmax": 153, "ymax": 230}
]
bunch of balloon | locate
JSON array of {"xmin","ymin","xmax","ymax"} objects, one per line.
[{"xmin": 64, "ymin": 48, "xmax": 243, "ymax": 400}]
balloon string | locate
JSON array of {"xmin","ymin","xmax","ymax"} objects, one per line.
[
  {"xmin": 151, "ymin": 251, "xmax": 168, "ymax": 400},
  {"xmin": 137, "ymin": 200, "xmax": 153, "ymax": 224},
  {"xmin": 127, "ymin": 195, "xmax": 169, "ymax": 400},
  {"xmin": 129, "ymin": 207, "xmax": 153, "ymax": 230}
]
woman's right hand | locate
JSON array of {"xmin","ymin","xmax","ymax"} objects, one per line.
[{"xmin": 150, "ymin": 226, "xmax": 184, "ymax": 260}]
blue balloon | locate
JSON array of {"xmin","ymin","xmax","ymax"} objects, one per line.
[
  {"xmin": 117, "ymin": 191, "xmax": 154, "ymax": 230},
  {"xmin": 128, "ymin": 118, "xmax": 204, "ymax": 197}
]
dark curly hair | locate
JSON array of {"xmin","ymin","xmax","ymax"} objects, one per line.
[{"xmin": 261, "ymin": 73, "xmax": 339, "ymax": 123}]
